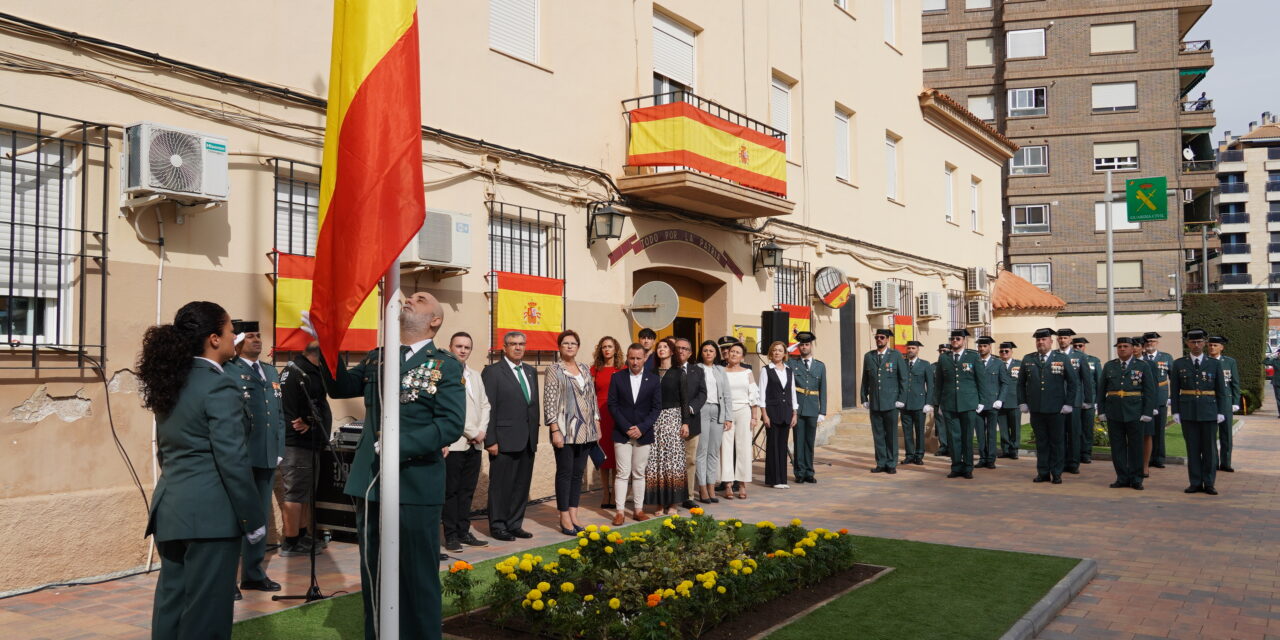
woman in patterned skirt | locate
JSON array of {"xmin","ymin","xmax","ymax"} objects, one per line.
[
  {"xmin": 644, "ymin": 337, "xmax": 689, "ymax": 515},
  {"xmin": 591, "ymin": 336, "xmax": 623, "ymax": 510}
]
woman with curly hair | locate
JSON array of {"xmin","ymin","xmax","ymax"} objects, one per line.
[
  {"xmin": 590, "ymin": 336, "xmax": 624, "ymax": 510},
  {"xmin": 139, "ymin": 301, "xmax": 265, "ymax": 640},
  {"xmin": 644, "ymin": 337, "xmax": 690, "ymax": 515}
]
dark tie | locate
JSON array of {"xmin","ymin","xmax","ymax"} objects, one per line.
[
  {"xmin": 253, "ymin": 362, "xmax": 265, "ymax": 381},
  {"xmin": 1122, "ymin": 360, "xmax": 1127, "ymax": 372},
  {"xmin": 1194, "ymin": 358, "xmax": 1200, "ymax": 370},
  {"xmin": 400, "ymin": 345, "xmax": 412, "ymax": 362},
  {"xmin": 1040, "ymin": 355, "xmax": 1046, "ymax": 364},
  {"xmin": 953, "ymin": 353, "xmax": 959, "ymax": 364}
]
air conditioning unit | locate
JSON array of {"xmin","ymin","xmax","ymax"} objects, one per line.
[
  {"xmin": 871, "ymin": 280, "xmax": 899, "ymax": 311},
  {"xmin": 965, "ymin": 267, "xmax": 988, "ymax": 294},
  {"xmin": 123, "ymin": 122, "xmax": 229, "ymax": 202},
  {"xmin": 966, "ymin": 299, "xmax": 989, "ymax": 326},
  {"xmin": 918, "ymin": 291, "xmax": 943, "ymax": 319},
  {"xmin": 412, "ymin": 209, "xmax": 472, "ymax": 269}
]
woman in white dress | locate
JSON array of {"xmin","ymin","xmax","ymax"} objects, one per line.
[{"xmin": 719, "ymin": 342, "xmax": 761, "ymax": 500}]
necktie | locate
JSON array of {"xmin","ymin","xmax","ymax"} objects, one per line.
[
  {"xmin": 953, "ymin": 353, "xmax": 959, "ymax": 364},
  {"xmin": 253, "ymin": 362, "xmax": 265, "ymax": 381},
  {"xmin": 1122, "ymin": 360, "xmax": 1127, "ymax": 372},
  {"xmin": 400, "ymin": 345, "xmax": 412, "ymax": 362},
  {"xmin": 515, "ymin": 365, "xmax": 531, "ymax": 403},
  {"xmin": 1040, "ymin": 354, "xmax": 1046, "ymax": 364}
]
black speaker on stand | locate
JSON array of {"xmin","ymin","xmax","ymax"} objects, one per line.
[{"xmin": 761, "ymin": 310, "xmax": 790, "ymax": 353}]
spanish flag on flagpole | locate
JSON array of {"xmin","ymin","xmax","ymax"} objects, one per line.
[{"xmin": 311, "ymin": 0, "xmax": 425, "ymax": 374}]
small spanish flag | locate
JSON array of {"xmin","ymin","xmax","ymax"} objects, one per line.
[
  {"xmin": 493, "ymin": 272, "xmax": 564, "ymax": 352},
  {"xmin": 778, "ymin": 304, "xmax": 811, "ymax": 353},
  {"xmin": 822, "ymin": 282, "xmax": 850, "ymax": 308},
  {"xmin": 275, "ymin": 253, "xmax": 378, "ymax": 352},
  {"xmin": 627, "ymin": 102, "xmax": 787, "ymax": 196}
]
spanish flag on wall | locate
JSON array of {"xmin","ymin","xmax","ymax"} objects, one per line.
[
  {"xmin": 778, "ymin": 304, "xmax": 811, "ymax": 353},
  {"xmin": 627, "ymin": 102, "xmax": 787, "ymax": 196},
  {"xmin": 310, "ymin": 0, "xmax": 425, "ymax": 373},
  {"xmin": 276, "ymin": 253, "xmax": 378, "ymax": 352},
  {"xmin": 493, "ymin": 272, "xmax": 564, "ymax": 352}
]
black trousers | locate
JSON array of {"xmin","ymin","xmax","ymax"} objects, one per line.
[
  {"xmin": 975, "ymin": 409, "xmax": 998, "ymax": 464},
  {"xmin": 354, "ymin": 500, "xmax": 442, "ymax": 640},
  {"xmin": 900, "ymin": 409, "xmax": 925, "ymax": 460},
  {"xmin": 997, "ymin": 406, "xmax": 1022, "ymax": 456},
  {"xmin": 1079, "ymin": 405, "xmax": 1096, "ymax": 460},
  {"xmin": 442, "ymin": 448, "xmax": 481, "ymax": 541},
  {"xmin": 1183, "ymin": 420, "xmax": 1218, "ymax": 489},
  {"xmin": 240, "ymin": 466, "xmax": 274, "ymax": 582},
  {"xmin": 488, "ymin": 446, "xmax": 534, "ymax": 533},
  {"xmin": 1063, "ymin": 406, "xmax": 1083, "ymax": 471},
  {"xmin": 1107, "ymin": 419, "xmax": 1144, "ymax": 486},
  {"xmin": 946, "ymin": 409, "xmax": 976, "ymax": 474},
  {"xmin": 1150, "ymin": 404, "xmax": 1169, "ymax": 465},
  {"xmin": 764, "ymin": 422, "xmax": 791, "ymax": 486},
  {"xmin": 870, "ymin": 409, "xmax": 898, "ymax": 469},
  {"xmin": 152, "ymin": 537, "xmax": 241, "ymax": 640},
  {"xmin": 1030, "ymin": 412, "xmax": 1065, "ymax": 478},
  {"xmin": 553, "ymin": 443, "xmax": 591, "ymax": 511}
]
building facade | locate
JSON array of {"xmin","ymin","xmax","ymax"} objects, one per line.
[
  {"xmin": 922, "ymin": 0, "xmax": 1215, "ymax": 342},
  {"xmin": 0, "ymin": 0, "xmax": 1013, "ymax": 591}
]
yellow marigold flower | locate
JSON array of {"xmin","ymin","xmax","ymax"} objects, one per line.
[
  {"xmin": 527, "ymin": 589, "xmax": 543, "ymax": 600},
  {"xmin": 548, "ymin": 599, "xmax": 556, "ymax": 607},
  {"xmin": 537, "ymin": 582, "xmax": 550, "ymax": 593},
  {"xmin": 663, "ymin": 588, "xmax": 675, "ymax": 598},
  {"xmin": 814, "ymin": 528, "xmax": 828, "ymax": 535},
  {"xmin": 532, "ymin": 600, "xmax": 545, "ymax": 611},
  {"xmin": 702, "ymin": 581, "xmax": 714, "ymax": 589},
  {"xmin": 734, "ymin": 521, "xmax": 743, "ymax": 528},
  {"xmin": 604, "ymin": 546, "xmax": 614, "ymax": 554},
  {"xmin": 586, "ymin": 524, "xmax": 598, "ymax": 532},
  {"xmin": 729, "ymin": 559, "xmax": 743, "ymax": 570},
  {"xmin": 577, "ymin": 531, "xmax": 586, "ymax": 538},
  {"xmin": 793, "ymin": 548, "xmax": 807, "ymax": 557},
  {"xmin": 519, "ymin": 560, "xmax": 533, "ymax": 572},
  {"xmin": 663, "ymin": 518, "xmax": 676, "ymax": 530},
  {"xmin": 609, "ymin": 598, "xmax": 621, "ymax": 610},
  {"xmin": 790, "ymin": 518, "xmax": 803, "ymax": 527},
  {"xmin": 756, "ymin": 521, "xmax": 775, "ymax": 529},
  {"xmin": 507, "ymin": 574, "xmax": 518, "ymax": 581},
  {"xmin": 522, "ymin": 599, "xmax": 530, "ymax": 608},
  {"xmin": 578, "ymin": 538, "xmax": 589, "ymax": 547},
  {"xmin": 584, "ymin": 595, "xmax": 595, "ymax": 602},
  {"xmin": 535, "ymin": 556, "xmax": 543, "ymax": 563},
  {"xmin": 600, "ymin": 525, "xmax": 611, "ymax": 532},
  {"xmin": 561, "ymin": 582, "xmax": 575, "ymax": 593},
  {"xmin": 743, "ymin": 567, "xmax": 753, "ymax": 575},
  {"xmin": 717, "ymin": 586, "xmax": 727, "ymax": 594},
  {"xmin": 589, "ymin": 532, "xmax": 601, "ymax": 541},
  {"xmin": 746, "ymin": 559, "xmax": 758, "ymax": 567},
  {"xmin": 545, "ymin": 563, "xmax": 559, "ymax": 571},
  {"xmin": 521, "ymin": 553, "xmax": 532, "ymax": 560}
]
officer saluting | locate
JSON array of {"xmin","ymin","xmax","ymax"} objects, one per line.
[
  {"xmin": 996, "ymin": 342, "xmax": 1022, "ymax": 459},
  {"xmin": 1171, "ymin": 329, "xmax": 1230, "ymax": 495},
  {"xmin": 790, "ymin": 331, "xmax": 826, "ymax": 483},
  {"xmin": 1098, "ymin": 337, "xmax": 1156, "ymax": 490},
  {"xmin": 935, "ymin": 329, "xmax": 989, "ymax": 479},
  {"xmin": 1206, "ymin": 335, "xmax": 1240, "ymax": 473},
  {"xmin": 862, "ymin": 328, "xmax": 907, "ymax": 474},
  {"xmin": 1018, "ymin": 328, "xmax": 1078, "ymax": 484},
  {"xmin": 899, "ymin": 340, "xmax": 935, "ymax": 466}
]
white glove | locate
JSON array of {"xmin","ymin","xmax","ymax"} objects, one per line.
[
  {"xmin": 1139, "ymin": 415, "xmax": 1152, "ymax": 423},
  {"xmin": 300, "ymin": 310, "xmax": 317, "ymax": 338},
  {"xmin": 234, "ymin": 332, "xmax": 247, "ymax": 347},
  {"xmin": 1173, "ymin": 414, "xmax": 1180, "ymax": 424},
  {"xmin": 1166, "ymin": 399, "xmax": 1171, "ymax": 407},
  {"xmin": 1082, "ymin": 403, "xmax": 1093, "ymax": 410},
  {"xmin": 976, "ymin": 404, "xmax": 985, "ymax": 413},
  {"xmin": 1098, "ymin": 414, "xmax": 1108, "ymax": 423},
  {"xmin": 894, "ymin": 401, "xmax": 905, "ymax": 409},
  {"xmin": 1232, "ymin": 405, "xmax": 1240, "ymax": 412},
  {"xmin": 817, "ymin": 415, "xmax": 826, "ymax": 423},
  {"xmin": 277, "ymin": 456, "xmax": 283, "ymax": 466},
  {"xmin": 246, "ymin": 525, "xmax": 266, "ymax": 544},
  {"xmin": 374, "ymin": 439, "xmax": 382, "ymax": 456},
  {"xmin": 922, "ymin": 404, "xmax": 934, "ymax": 414},
  {"xmin": 1060, "ymin": 405, "xmax": 1073, "ymax": 415},
  {"xmin": 993, "ymin": 400, "xmax": 1003, "ymax": 410},
  {"xmin": 1216, "ymin": 414, "xmax": 1225, "ymax": 423},
  {"xmin": 1019, "ymin": 404, "xmax": 1029, "ymax": 414},
  {"xmin": 1153, "ymin": 409, "xmax": 1159, "ymax": 416}
]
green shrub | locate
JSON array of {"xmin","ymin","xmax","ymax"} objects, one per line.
[{"xmin": 1182, "ymin": 293, "xmax": 1267, "ymax": 414}]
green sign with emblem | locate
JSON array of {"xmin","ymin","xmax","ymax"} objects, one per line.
[{"xmin": 1125, "ymin": 176, "xmax": 1168, "ymax": 222}]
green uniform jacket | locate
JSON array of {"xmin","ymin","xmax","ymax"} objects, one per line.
[
  {"xmin": 224, "ymin": 358, "xmax": 285, "ymax": 469},
  {"xmin": 977, "ymin": 356, "xmax": 1010, "ymax": 407},
  {"xmin": 861, "ymin": 348, "xmax": 907, "ymax": 410},
  {"xmin": 902, "ymin": 357, "xmax": 935, "ymax": 410},
  {"xmin": 1084, "ymin": 354, "xmax": 1103, "ymax": 397},
  {"xmin": 790, "ymin": 358, "xmax": 827, "ymax": 417},
  {"xmin": 1018, "ymin": 351, "xmax": 1079, "ymax": 413},
  {"xmin": 1099, "ymin": 358, "xmax": 1157, "ymax": 422},
  {"xmin": 1056, "ymin": 348, "xmax": 1095, "ymax": 406},
  {"xmin": 935, "ymin": 349, "xmax": 990, "ymax": 412},
  {"xmin": 325, "ymin": 343, "xmax": 466, "ymax": 505},
  {"xmin": 1143, "ymin": 351, "xmax": 1175, "ymax": 404},
  {"xmin": 1169, "ymin": 355, "xmax": 1231, "ymax": 421},
  {"xmin": 146, "ymin": 359, "xmax": 265, "ymax": 541},
  {"xmin": 997, "ymin": 359, "xmax": 1021, "ymax": 407},
  {"xmin": 1215, "ymin": 355, "xmax": 1241, "ymax": 409}
]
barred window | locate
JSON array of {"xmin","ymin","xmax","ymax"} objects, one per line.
[
  {"xmin": 774, "ymin": 258, "xmax": 811, "ymax": 307},
  {"xmin": 487, "ymin": 202, "xmax": 564, "ymax": 278},
  {"xmin": 890, "ymin": 277, "xmax": 913, "ymax": 316},
  {"xmin": 948, "ymin": 289, "xmax": 965, "ymax": 330},
  {"xmin": 272, "ymin": 160, "xmax": 320, "ymax": 256}
]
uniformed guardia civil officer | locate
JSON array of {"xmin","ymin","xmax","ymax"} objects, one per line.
[
  {"xmin": 1169, "ymin": 329, "xmax": 1230, "ymax": 495},
  {"xmin": 318, "ymin": 291, "xmax": 465, "ymax": 639},
  {"xmin": 140, "ymin": 301, "xmax": 265, "ymax": 640},
  {"xmin": 224, "ymin": 320, "xmax": 284, "ymax": 598},
  {"xmin": 862, "ymin": 329, "xmax": 907, "ymax": 473},
  {"xmin": 1018, "ymin": 328, "xmax": 1079, "ymax": 484},
  {"xmin": 996, "ymin": 342, "xmax": 1022, "ymax": 459},
  {"xmin": 899, "ymin": 340, "xmax": 935, "ymax": 466},
  {"xmin": 974, "ymin": 336, "xmax": 1010, "ymax": 469},
  {"xmin": 1265, "ymin": 350, "xmax": 1280, "ymax": 417},
  {"xmin": 1054, "ymin": 329, "xmax": 1094, "ymax": 475},
  {"xmin": 790, "ymin": 331, "xmax": 826, "ymax": 483},
  {"xmin": 936, "ymin": 329, "xmax": 990, "ymax": 479},
  {"xmin": 1072, "ymin": 337, "xmax": 1102, "ymax": 464},
  {"xmin": 1141, "ymin": 332, "xmax": 1174, "ymax": 473},
  {"xmin": 1098, "ymin": 337, "xmax": 1156, "ymax": 490},
  {"xmin": 934, "ymin": 343, "xmax": 950, "ymax": 456},
  {"xmin": 1206, "ymin": 335, "xmax": 1240, "ymax": 473}
]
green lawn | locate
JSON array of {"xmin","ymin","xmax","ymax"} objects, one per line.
[
  {"xmin": 234, "ymin": 522, "xmax": 1078, "ymax": 640},
  {"xmin": 1016, "ymin": 420, "xmax": 1189, "ymax": 459}
]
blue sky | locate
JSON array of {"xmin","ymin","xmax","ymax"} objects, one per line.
[{"xmin": 1186, "ymin": 0, "xmax": 1280, "ymax": 144}]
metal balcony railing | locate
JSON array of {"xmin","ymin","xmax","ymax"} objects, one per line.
[
  {"xmin": 1269, "ymin": 212, "xmax": 1280, "ymax": 223},
  {"xmin": 1220, "ymin": 183, "xmax": 1249, "ymax": 194},
  {"xmin": 1181, "ymin": 98, "xmax": 1213, "ymax": 112},
  {"xmin": 1180, "ymin": 40, "xmax": 1211, "ymax": 52},
  {"xmin": 1268, "ymin": 182, "xmax": 1280, "ymax": 192},
  {"xmin": 1221, "ymin": 273, "xmax": 1252, "ymax": 285},
  {"xmin": 1183, "ymin": 159, "xmax": 1216, "ymax": 173},
  {"xmin": 1219, "ymin": 150, "xmax": 1244, "ymax": 162},
  {"xmin": 1270, "ymin": 273, "xmax": 1280, "ymax": 284},
  {"xmin": 1269, "ymin": 242, "xmax": 1280, "ymax": 254},
  {"xmin": 1221, "ymin": 243, "xmax": 1250, "ymax": 254},
  {"xmin": 1220, "ymin": 212, "xmax": 1249, "ymax": 225}
]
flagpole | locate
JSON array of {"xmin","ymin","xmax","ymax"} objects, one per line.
[{"xmin": 380, "ymin": 263, "xmax": 401, "ymax": 639}]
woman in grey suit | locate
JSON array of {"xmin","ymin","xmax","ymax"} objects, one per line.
[{"xmin": 694, "ymin": 340, "xmax": 731, "ymax": 503}]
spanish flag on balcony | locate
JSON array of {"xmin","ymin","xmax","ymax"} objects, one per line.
[
  {"xmin": 276, "ymin": 253, "xmax": 379, "ymax": 351},
  {"xmin": 493, "ymin": 271, "xmax": 564, "ymax": 352},
  {"xmin": 627, "ymin": 102, "xmax": 787, "ymax": 197},
  {"xmin": 311, "ymin": 0, "xmax": 425, "ymax": 372},
  {"xmin": 778, "ymin": 304, "xmax": 811, "ymax": 353}
]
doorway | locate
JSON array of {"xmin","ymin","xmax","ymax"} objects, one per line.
[{"xmin": 632, "ymin": 271, "xmax": 706, "ymax": 345}]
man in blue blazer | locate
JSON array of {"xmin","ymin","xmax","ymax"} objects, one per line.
[{"xmin": 607, "ymin": 343, "xmax": 662, "ymax": 525}]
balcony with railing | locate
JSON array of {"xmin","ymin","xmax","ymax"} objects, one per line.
[
  {"xmin": 1183, "ymin": 159, "xmax": 1216, "ymax": 173},
  {"xmin": 1219, "ymin": 182, "xmax": 1249, "ymax": 202},
  {"xmin": 1221, "ymin": 243, "xmax": 1250, "ymax": 254},
  {"xmin": 1270, "ymin": 272, "xmax": 1280, "ymax": 285},
  {"xmin": 1221, "ymin": 273, "xmax": 1252, "ymax": 286},
  {"xmin": 1178, "ymin": 40, "xmax": 1212, "ymax": 95},
  {"xmin": 1220, "ymin": 212, "xmax": 1249, "ymax": 226},
  {"xmin": 1180, "ymin": 40, "xmax": 1212, "ymax": 53},
  {"xmin": 1269, "ymin": 181, "xmax": 1280, "ymax": 201},
  {"xmin": 619, "ymin": 91, "xmax": 794, "ymax": 220},
  {"xmin": 1268, "ymin": 242, "xmax": 1280, "ymax": 258}
]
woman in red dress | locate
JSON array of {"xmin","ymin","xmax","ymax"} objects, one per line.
[{"xmin": 591, "ymin": 336, "xmax": 623, "ymax": 510}]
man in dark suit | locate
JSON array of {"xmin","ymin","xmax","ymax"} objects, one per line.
[
  {"xmin": 483, "ymin": 331, "xmax": 540, "ymax": 541},
  {"xmin": 607, "ymin": 343, "xmax": 663, "ymax": 525},
  {"xmin": 1018, "ymin": 328, "xmax": 1079, "ymax": 484},
  {"xmin": 1170, "ymin": 329, "xmax": 1230, "ymax": 495},
  {"xmin": 319, "ymin": 291, "xmax": 465, "ymax": 640},
  {"xmin": 675, "ymin": 338, "xmax": 706, "ymax": 508},
  {"xmin": 862, "ymin": 329, "xmax": 907, "ymax": 473}
]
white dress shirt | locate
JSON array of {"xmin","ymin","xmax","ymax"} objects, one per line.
[
  {"xmin": 403, "ymin": 337, "xmax": 433, "ymax": 360},
  {"xmin": 629, "ymin": 370, "xmax": 644, "ymax": 403},
  {"xmin": 450, "ymin": 366, "xmax": 490, "ymax": 451},
  {"xmin": 757, "ymin": 363, "xmax": 799, "ymax": 411}
]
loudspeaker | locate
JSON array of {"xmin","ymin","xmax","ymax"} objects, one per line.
[{"xmin": 761, "ymin": 310, "xmax": 790, "ymax": 353}]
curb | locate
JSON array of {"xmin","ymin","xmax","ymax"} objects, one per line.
[{"xmin": 998, "ymin": 557, "xmax": 1098, "ymax": 640}]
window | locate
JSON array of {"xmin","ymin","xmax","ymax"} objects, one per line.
[
  {"xmin": 274, "ymin": 168, "xmax": 319, "ymax": 257},
  {"xmin": 1006, "ymin": 29, "xmax": 1045, "ymax": 59},
  {"xmin": 489, "ymin": 0, "xmax": 538, "ymax": 63},
  {"xmin": 834, "ymin": 0, "xmax": 848, "ymax": 9},
  {"xmin": 1096, "ymin": 261, "xmax": 1142, "ymax": 289},
  {"xmin": 890, "ymin": 278, "xmax": 914, "ymax": 316},
  {"xmin": 1010, "ymin": 145, "xmax": 1048, "ymax": 175},
  {"xmin": 967, "ymin": 95, "xmax": 994, "ymax": 121},
  {"xmin": 1092, "ymin": 82, "xmax": 1137, "ymax": 112},
  {"xmin": 923, "ymin": 0, "xmax": 946, "ymax": 11},
  {"xmin": 884, "ymin": 0, "xmax": 896, "ymax": 45},
  {"xmin": 1094, "ymin": 141, "xmax": 1139, "ymax": 171},
  {"xmin": 653, "ymin": 13, "xmax": 695, "ymax": 92},
  {"xmin": 923, "ymin": 41, "xmax": 949, "ymax": 70},
  {"xmin": 967, "ymin": 38, "xmax": 993, "ymax": 67},
  {"xmin": 487, "ymin": 202, "xmax": 565, "ymax": 278},
  {"xmin": 970, "ymin": 178, "xmax": 980, "ymax": 231},
  {"xmin": 774, "ymin": 259, "xmax": 811, "ymax": 307},
  {"xmin": 948, "ymin": 289, "xmax": 965, "ymax": 330},
  {"xmin": 1013, "ymin": 263, "xmax": 1051, "ymax": 288},
  {"xmin": 1008, "ymin": 87, "xmax": 1046, "ymax": 117},
  {"xmin": 1095, "ymin": 200, "xmax": 1140, "ymax": 231},
  {"xmin": 834, "ymin": 110, "xmax": 851, "ymax": 181},
  {"xmin": 966, "ymin": 0, "xmax": 992, "ymax": 8},
  {"xmin": 1090, "ymin": 23, "xmax": 1135, "ymax": 54},
  {"xmin": 885, "ymin": 134, "xmax": 899, "ymax": 200},
  {"xmin": 944, "ymin": 165, "xmax": 955, "ymax": 222},
  {"xmin": 771, "ymin": 76, "xmax": 793, "ymax": 160},
  {"xmin": 1011, "ymin": 204, "xmax": 1050, "ymax": 233}
]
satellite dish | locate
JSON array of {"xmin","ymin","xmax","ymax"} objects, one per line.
[{"xmin": 629, "ymin": 281, "xmax": 680, "ymax": 330}]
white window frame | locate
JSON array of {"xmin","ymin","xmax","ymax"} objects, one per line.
[
  {"xmin": 885, "ymin": 135, "xmax": 899, "ymax": 201},
  {"xmin": 1093, "ymin": 141, "xmax": 1139, "ymax": 172},
  {"xmin": 1006, "ymin": 29, "xmax": 1045, "ymax": 59},
  {"xmin": 970, "ymin": 178, "xmax": 980, "ymax": 231},
  {"xmin": 774, "ymin": 264, "xmax": 801, "ymax": 306},
  {"xmin": 1008, "ymin": 87, "xmax": 1047, "ymax": 117},
  {"xmin": 771, "ymin": 76, "xmax": 793, "ymax": 161},
  {"xmin": 653, "ymin": 12, "xmax": 695, "ymax": 91},
  {"xmin": 834, "ymin": 110, "xmax": 851, "ymax": 181},
  {"xmin": 1010, "ymin": 145, "xmax": 1049, "ymax": 175},
  {"xmin": 489, "ymin": 217, "xmax": 549, "ymax": 276},
  {"xmin": 944, "ymin": 166, "xmax": 955, "ymax": 222},
  {"xmin": 275, "ymin": 177, "xmax": 319, "ymax": 256},
  {"xmin": 1091, "ymin": 82, "xmax": 1138, "ymax": 113},
  {"xmin": 1090, "ymin": 22, "xmax": 1136, "ymax": 54},
  {"xmin": 834, "ymin": 0, "xmax": 848, "ymax": 9},
  {"xmin": 884, "ymin": 0, "xmax": 897, "ymax": 45},
  {"xmin": 923, "ymin": 0, "xmax": 947, "ymax": 12},
  {"xmin": 966, "ymin": 0, "xmax": 992, "ymax": 8},
  {"xmin": 1011, "ymin": 204, "xmax": 1050, "ymax": 234},
  {"xmin": 1096, "ymin": 260, "xmax": 1143, "ymax": 290},
  {"xmin": 1013, "ymin": 263, "xmax": 1051, "ymax": 289},
  {"xmin": 489, "ymin": 0, "xmax": 539, "ymax": 63}
]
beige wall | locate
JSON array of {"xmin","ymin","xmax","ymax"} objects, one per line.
[{"xmin": 0, "ymin": 0, "xmax": 1009, "ymax": 591}]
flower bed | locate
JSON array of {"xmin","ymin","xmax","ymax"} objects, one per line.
[{"xmin": 442, "ymin": 509, "xmax": 858, "ymax": 639}]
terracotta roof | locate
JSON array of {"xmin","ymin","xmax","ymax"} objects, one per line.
[
  {"xmin": 1239, "ymin": 123, "xmax": 1280, "ymax": 141},
  {"xmin": 992, "ymin": 269, "xmax": 1065, "ymax": 312},
  {"xmin": 918, "ymin": 88, "xmax": 1018, "ymax": 151}
]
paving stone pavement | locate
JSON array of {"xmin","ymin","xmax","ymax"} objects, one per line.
[{"xmin": 3, "ymin": 391, "xmax": 1278, "ymax": 639}]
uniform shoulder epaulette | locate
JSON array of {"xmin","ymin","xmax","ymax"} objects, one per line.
[{"xmin": 433, "ymin": 347, "xmax": 457, "ymax": 362}]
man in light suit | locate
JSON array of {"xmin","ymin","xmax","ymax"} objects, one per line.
[
  {"xmin": 442, "ymin": 331, "xmax": 490, "ymax": 552},
  {"xmin": 483, "ymin": 331, "xmax": 541, "ymax": 541},
  {"xmin": 607, "ymin": 343, "xmax": 662, "ymax": 525}
]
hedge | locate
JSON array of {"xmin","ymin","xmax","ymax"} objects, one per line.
[{"xmin": 1181, "ymin": 292, "xmax": 1267, "ymax": 414}]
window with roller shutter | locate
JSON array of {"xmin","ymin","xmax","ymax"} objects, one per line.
[
  {"xmin": 1, "ymin": 136, "xmax": 73, "ymax": 344},
  {"xmin": 490, "ymin": 0, "xmax": 538, "ymax": 63}
]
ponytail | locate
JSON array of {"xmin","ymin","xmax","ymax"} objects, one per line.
[{"xmin": 137, "ymin": 301, "xmax": 228, "ymax": 417}]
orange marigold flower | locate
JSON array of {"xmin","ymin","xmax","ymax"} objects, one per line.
[
  {"xmin": 839, "ymin": 528, "xmax": 849, "ymax": 535},
  {"xmin": 646, "ymin": 593, "xmax": 662, "ymax": 607}
]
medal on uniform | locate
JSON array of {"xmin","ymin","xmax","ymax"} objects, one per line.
[{"xmin": 400, "ymin": 360, "xmax": 443, "ymax": 403}]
